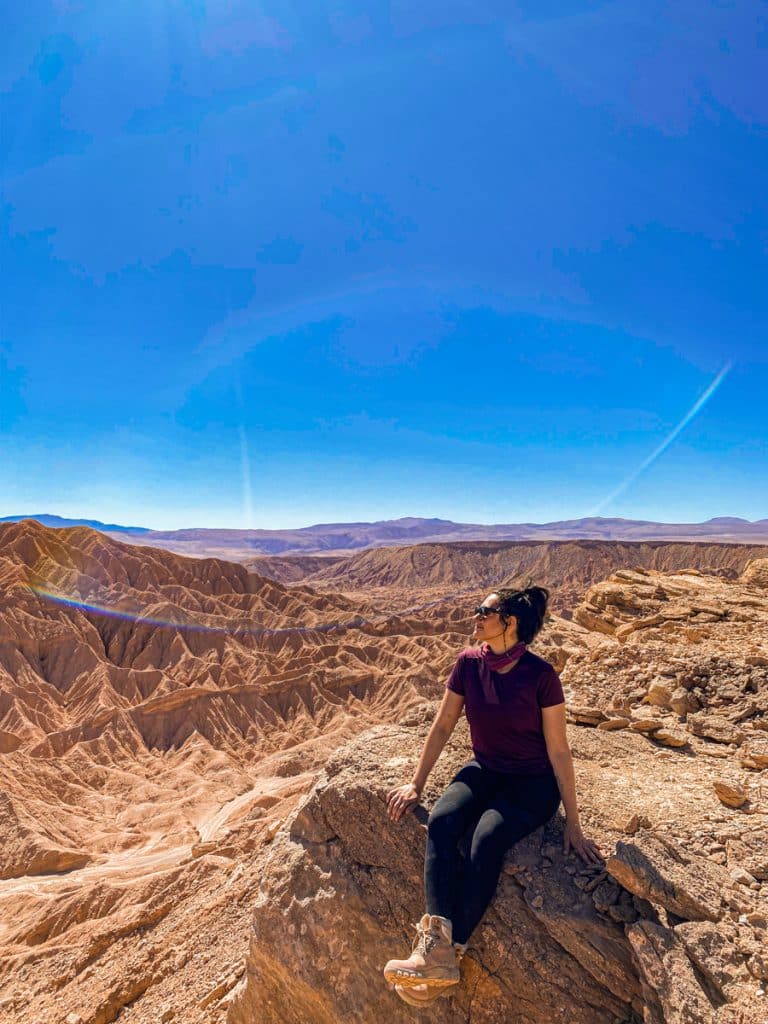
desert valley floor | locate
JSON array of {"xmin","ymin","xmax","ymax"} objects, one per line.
[{"xmin": 1, "ymin": 520, "xmax": 767, "ymax": 1024}]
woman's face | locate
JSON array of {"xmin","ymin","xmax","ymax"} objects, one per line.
[{"xmin": 472, "ymin": 593, "xmax": 516, "ymax": 644}]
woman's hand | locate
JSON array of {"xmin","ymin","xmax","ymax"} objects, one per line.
[
  {"xmin": 387, "ymin": 782, "xmax": 422, "ymax": 822},
  {"xmin": 563, "ymin": 821, "xmax": 604, "ymax": 864}
]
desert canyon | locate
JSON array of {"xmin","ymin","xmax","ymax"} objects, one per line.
[{"xmin": 1, "ymin": 519, "xmax": 768, "ymax": 1024}]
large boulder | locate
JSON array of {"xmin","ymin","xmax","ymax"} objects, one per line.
[{"xmin": 227, "ymin": 725, "xmax": 764, "ymax": 1024}]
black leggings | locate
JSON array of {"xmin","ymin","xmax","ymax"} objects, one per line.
[{"xmin": 425, "ymin": 760, "xmax": 561, "ymax": 945}]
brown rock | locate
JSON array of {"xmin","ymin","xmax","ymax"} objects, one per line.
[
  {"xmin": 597, "ymin": 717, "xmax": 630, "ymax": 731},
  {"xmin": 626, "ymin": 920, "xmax": 716, "ymax": 1024},
  {"xmin": 740, "ymin": 739, "xmax": 768, "ymax": 769},
  {"xmin": 630, "ymin": 718, "xmax": 664, "ymax": 733},
  {"xmin": 621, "ymin": 813, "xmax": 651, "ymax": 835},
  {"xmin": 606, "ymin": 832, "xmax": 725, "ymax": 921},
  {"xmin": 688, "ymin": 715, "xmax": 745, "ymax": 746},
  {"xmin": 674, "ymin": 920, "xmax": 740, "ymax": 995},
  {"xmin": 742, "ymin": 558, "xmax": 768, "ymax": 588},
  {"xmin": 653, "ymin": 728, "xmax": 689, "ymax": 748},
  {"xmin": 645, "ymin": 682, "xmax": 673, "ymax": 708},
  {"xmin": 713, "ymin": 781, "xmax": 748, "ymax": 808},
  {"xmin": 229, "ymin": 728, "xmax": 643, "ymax": 1024},
  {"xmin": 726, "ymin": 828, "xmax": 768, "ymax": 881},
  {"xmin": 730, "ymin": 866, "xmax": 757, "ymax": 887},
  {"xmin": 567, "ymin": 705, "xmax": 608, "ymax": 726},
  {"xmin": 669, "ymin": 687, "xmax": 694, "ymax": 716}
]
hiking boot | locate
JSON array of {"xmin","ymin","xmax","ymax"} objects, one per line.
[
  {"xmin": 393, "ymin": 944, "xmax": 466, "ymax": 1006},
  {"xmin": 383, "ymin": 915, "xmax": 460, "ymax": 989},
  {"xmin": 394, "ymin": 982, "xmax": 451, "ymax": 1007}
]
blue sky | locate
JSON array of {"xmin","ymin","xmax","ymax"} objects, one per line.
[{"xmin": 2, "ymin": 0, "xmax": 766, "ymax": 529}]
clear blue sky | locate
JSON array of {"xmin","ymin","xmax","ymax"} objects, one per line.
[{"xmin": 2, "ymin": 1, "xmax": 766, "ymax": 530}]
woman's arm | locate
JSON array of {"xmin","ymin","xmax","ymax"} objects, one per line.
[
  {"xmin": 542, "ymin": 702, "xmax": 603, "ymax": 864},
  {"xmin": 387, "ymin": 690, "xmax": 465, "ymax": 822}
]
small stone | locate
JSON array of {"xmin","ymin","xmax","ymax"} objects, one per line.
[
  {"xmin": 621, "ymin": 813, "xmax": 651, "ymax": 835},
  {"xmin": 630, "ymin": 718, "xmax": 663, "ymax": 733},
  {"xmin": 645, "ymin": 683, "xmax": 673, "ymax": 708},
  {"xmin": 608, "ymin": 901, "xmax": 638, "ymax": 923},
  {"xmin": 66, "ymin": 1016, "xmax": 83, "ymax": 1024},
  {"xmin": 653, "ymin": 728, "xmax": 689, "ymax": 748},
  {"xmin": 689, "ymin": 715, "xmax": 745, "ymax": 746},
  {"xmin": 700, "ymin": 745, "xmax": 731, "ymax": 759},
  {"xmin": 568, "ymin": 705, "xmax": 607, "ymax": 726},
  {"xmin": 670, "ymin": 686, "xmax": 694, "ymax": 716},
  {"xmin": 530, "ymin": 894, "xmax": 544, "ymax": 909},
  {"xmin": 597, "ymin": 717, "xmax": 631, "ymax": 731},
  {"xmin": 584, "ymin": 871, "xmax": 608, "ymax": 893},
  {"xmin": 731, "ymin": 867, "xmax": 758, "ymax": 887},
  {"xmin": 713, "ymin": 781, "xmax": 748, "ymax": 808},
  {"xmin": 161, "ymin": 1011, "xmax": 175, "ymax": 1023},
  {"xmin": 591, "ymin": 880, "xmax": 620, "ymax": 910},
  {"xmin": 740, "ymin": 741, "xmax": 768, "ymax": 769}
]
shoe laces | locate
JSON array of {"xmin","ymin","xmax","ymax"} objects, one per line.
[{"xmin": 413, "ymin": 920, "xmax": 438, "ymax": 956}]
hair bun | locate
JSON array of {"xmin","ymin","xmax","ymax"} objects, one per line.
[{"xmin": 494, "ymin": 585, "xmax": 549, "ymax": 644}]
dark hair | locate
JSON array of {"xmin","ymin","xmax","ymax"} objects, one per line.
[{"xmin": 493, "ymin": 586, "xmax": 549, "ymax": 645}]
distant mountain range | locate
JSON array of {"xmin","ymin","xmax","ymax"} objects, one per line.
[
  {"xmin": 3, "ymin": 513, "xmax": 768, "ymax": 557},
  {"xmin": 0, "ymin": 514, "xmax": 149, "ymax": 534}
]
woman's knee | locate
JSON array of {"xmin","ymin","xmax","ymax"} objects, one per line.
[
  {"xmin": 427, "ymin": 804, "xmax": 466, "ymax": 845},
  {"xmin": 468, "ymin": 812, "xmax": 513, "ymax": 866}
]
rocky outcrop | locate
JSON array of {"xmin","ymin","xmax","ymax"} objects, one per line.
[
  {"xmin": 228, "ymin": 726, "xmax": 767, "ymax": 1024},
  {"xmin": 565, "ymin": 569, "xmax": 768, "ymax": 750},
  {"xmin": 741, "ymin": 559, "xmax": 768, "ymax": 589},
  {"xmin": 297, "ymin": 540, "xmax": 768, "ymax": 615},
  {"xmin": 606, "ymin": 831, "xmax": 726, "ymax": 922}
]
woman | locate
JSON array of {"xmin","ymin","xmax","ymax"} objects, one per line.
[{"xmin": 383, "ymin": 586, "xmax": 602, "ymax": 1006}]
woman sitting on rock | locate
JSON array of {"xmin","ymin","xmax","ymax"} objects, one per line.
[{"xmin": 384, "ymin": 586, "xmax": 602, "ymax": 1005}]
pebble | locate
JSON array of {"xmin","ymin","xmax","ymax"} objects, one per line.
[
  {"xmin": 731, "ymin": 867, "xmax": 758, "ymax": 887},
  {"xmin": 713, "ymin": 780, "xmax": 748, "ymax": 809}
]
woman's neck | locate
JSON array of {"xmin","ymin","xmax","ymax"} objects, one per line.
[{"xmin": 485, "ymin": 636, "xmax": 522, "ymax": 655}]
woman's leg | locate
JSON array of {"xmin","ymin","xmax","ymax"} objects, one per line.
[
  {"xmin": 424, "ymin": 761, "xmax": 497, "ymax": 921},
  {"xmin": 452, "ymin": 773, "xmax": 560, "ymax": 945}
]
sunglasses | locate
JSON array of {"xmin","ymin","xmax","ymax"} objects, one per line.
[{"xmin": 474, "ymin": 605, "xmax": 503, "ymax": 618}]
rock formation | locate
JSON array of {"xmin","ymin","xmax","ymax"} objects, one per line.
[
  {"xmin": 229, "ymin": 562, "xmax": 768, "ymax": 1024},
  {"xmin": 228, "ymin": 723, "xmax": 767, "ymax": 1024},
  {"xmin": 0, "ymin": 522, "xmax": 766, "ymax": 1023},
  {"xmin": 253, "ymin": 539, "xmax": 768, "ymax": 617}
]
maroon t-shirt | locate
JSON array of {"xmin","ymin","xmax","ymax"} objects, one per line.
[{"xmin": 446, "ymin": 647, "xmax": 565, "ymax": 774}]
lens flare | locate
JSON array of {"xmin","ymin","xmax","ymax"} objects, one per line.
[
  {"xmin": 591, "ymin": 361, "xmax": 732, "ymax": 516},
  {"xmin": 29, "ymin": 580, "xmax": 480, "ymax": 637},
  {"xmin": 234, "ymin": 375, "xmax": 254, "ymax": 530},
  {"xmin": 29, "ymin": 584, "xmax": 363, "ymax": 637}
]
